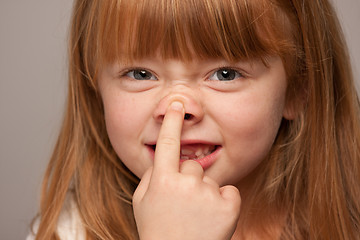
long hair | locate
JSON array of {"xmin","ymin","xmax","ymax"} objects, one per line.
[{"xmin": 34, "ymin": 0, "xmax": 360, "ymax": 239}]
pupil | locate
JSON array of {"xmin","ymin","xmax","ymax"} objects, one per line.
[
  {"xmin": 218, "ymin": 69, "xmax": 235, "ymax": 80},
  {"xmin": 134, "ymin": 70, "xmax": 151, "ymax": 80},
  {"xmin": 222, "ymin": 70, "xmax": 229, "ymax": 78},
  {"xmin": 139, "ymin": 71, "xmax": 147, "ymax": 77}
]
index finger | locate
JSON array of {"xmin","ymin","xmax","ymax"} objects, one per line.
[{"xmin": 153, "ymin": 101, "xmax": 184, "ymax": 175}]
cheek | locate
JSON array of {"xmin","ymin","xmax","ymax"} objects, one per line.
[
  {"xmin": 215, "ymin": 92, "xmax": 285, "ymax": 168},
  {"xmin": 219, "ymin": 93, "xmax": 284, "ymax": 139},
  {"xmin": 102, "ymin": 95, "xmax": 152, "ymax": 177},
  {"xmin": 225, "ymin": 105, "xmax": 282, "ymax": 158},
  {"xmin": 241, "ymin": 100, "xmax": 284, "ymax": 139},
  {"xmin": 102, "ymin": 93, "xmax": 149, "ymax": 155},
  {"xmin": 218, "ymin": 100, "xmax": 285, "ymax": 185},
  {"xmin": 103, "ymin": 101, "xmax": 135, "ymax": 165},
  {"xmin": 104, "ymin": 97, "xmax": 141, "ymax": 141}
]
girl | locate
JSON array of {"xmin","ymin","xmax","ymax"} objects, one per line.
[{"xmin": 29, "ymin": 0, "xmax": 360, "ymax": 239}]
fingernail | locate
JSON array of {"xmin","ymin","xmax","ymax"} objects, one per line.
[{"xmin": 170, "ymin": 101, "xmax": 184, "ymax": 112}]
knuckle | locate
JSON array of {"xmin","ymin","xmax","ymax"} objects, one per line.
[
  {"xmin": 132, "ymin": 189, "xmax": 141, "ymax": 206},
  {"xmin": 158, "ymin": 135, "xmax": 179, "ymax": 147},
  {"xmin": 155, "ymin": 174, "xmax": 172, "ymax": 187},
  {"xmin": 183, "ymin": 175, "xmax": 200, "ymax": 188},
  {"xmin": 202, "ymin": 176, "xmax": 219, "ymax": 187},
  {"xmin": 226, "ymin": 199, "xmax": 240, "ymax": 214},
  {"xmin": 223, "ymin": 188, "xmax": 241, "ymax": 212}
]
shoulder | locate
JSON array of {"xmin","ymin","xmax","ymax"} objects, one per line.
[{"xmin": 26, "ymin": 193, "xmax": 85, "ymax": 240}]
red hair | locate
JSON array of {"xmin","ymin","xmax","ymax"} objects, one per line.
[{"xmin": 33, "ymin": 0, "xmax": 360, "ymax": 239}]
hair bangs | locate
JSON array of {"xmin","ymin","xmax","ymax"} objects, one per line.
[{"xmin": 95, "ymin": 0, "xmax": 296, "ymax": 65}]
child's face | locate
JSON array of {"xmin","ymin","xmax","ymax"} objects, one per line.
[{"xmin": 99, "ymin": 55, "xmax": 290, "ymax": 187}]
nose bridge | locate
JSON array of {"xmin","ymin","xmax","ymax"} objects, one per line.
[{"xmin": 153, "ymin": 84, "xmax": 204, "ymax": 123}]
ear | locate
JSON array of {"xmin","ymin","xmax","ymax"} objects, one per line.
[
  {"xmin": 283, "ymin": 100, "xmax": 297, "ymax": 120},
  {"xmin": 283, "ymin": 87, "xmax": 306, "ymax": 120}
]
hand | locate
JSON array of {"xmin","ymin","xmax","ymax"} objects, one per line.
[{"xmin": 132, "ymin": 101, "xmax": 241, "ymax": 240}]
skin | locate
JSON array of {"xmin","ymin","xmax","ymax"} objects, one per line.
[
  {"xmin": 133, "ymin": 102, "xmax": 241, "ymax": 240},
  {"xmin": 98, "ymin": 56, "xmax": 292, "ymax": 239}
]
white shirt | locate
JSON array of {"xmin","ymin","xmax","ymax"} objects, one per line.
[{"xmin": 26, "ymin": 194, "xmax": 85, "ymax": 240}]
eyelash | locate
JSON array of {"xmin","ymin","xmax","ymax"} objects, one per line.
[
  {"xmin": 122, "ymin": 68, "xmax": 157, "ymax": 80},
  {"xmin": 121, "ymin": 67, "xmax": 245, "ymax": 82},
  {"xmin": 208, "ymin": 67, "xmax": 245, "ymax": 81}
]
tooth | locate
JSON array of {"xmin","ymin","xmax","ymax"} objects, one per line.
[
  {"xmin": 203, "ymin": 146, "xmax": 209, "ymax": 155},
  {"xmin": 181, "ymin": 156, "xmax": 190, "ymax": 160},
  {"xmin": 195, "ymin": 149, "xmax": 203, "ymax": 157},
  {"xmin": 181, "ymin": 149, "xmax": 193, "ymax": 155}
]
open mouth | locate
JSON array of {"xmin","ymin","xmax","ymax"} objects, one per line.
[{"xmin": 148, "ymin": 143, "xmax": 219, "ymax": 161}]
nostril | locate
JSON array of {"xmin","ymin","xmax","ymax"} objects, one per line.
[
  {"xmin": 156, "ymin": 113, "xmax": 194, "ymax": 122},
  {"xmin": 184, "ymin": 113, "xmax": 193, "ymax": 120}
]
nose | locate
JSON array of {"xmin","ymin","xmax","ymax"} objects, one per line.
[{"xmin": 153, "ymin": 91, "xmax": 204, "ymax": 125}]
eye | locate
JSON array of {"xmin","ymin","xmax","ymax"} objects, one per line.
[
  {"xmin": 126, "ymin": 69, "xmax": 157, "ymax": 80},
  {"xmin": 209, "ymin": 68, "xmax": 243, "ymax": 81}
]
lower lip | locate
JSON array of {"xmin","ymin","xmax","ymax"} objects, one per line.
[{"xmin": 146, "ymin": 145, "xmax": 221, "ymax": 170}]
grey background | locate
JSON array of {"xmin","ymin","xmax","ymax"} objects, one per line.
[{"xmin": 0, "ymin": 0, "xmax": 359, "ymax": 239}]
